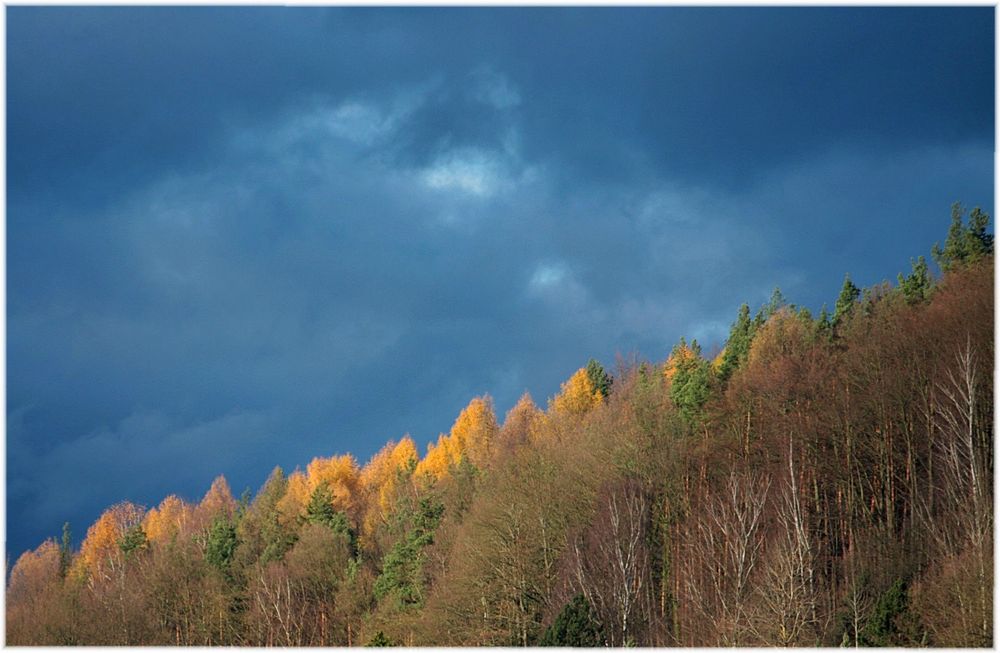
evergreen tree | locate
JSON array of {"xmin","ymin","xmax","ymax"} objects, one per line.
[
  {"xmin": 932, "ymin": 202, "xmax": 994, "ymax": 271},
  {"xmin": 366, "ymin": 630, "xmax": 396, "ymax": 646},
  {"xmin": 898, "ymin": 256, "xmax": 931, "ymax": 305},
  {"xmin": 305, "ymin": 482, "xmax": 357, "ymax": 554},
  {"xmin": 58, "ymin": 522, "xmax": 72, "ymax": 579},
  {"xmin": 816, "ymin": 304, "xmax": 833, "ymax": 340},
  {"xmin": 718, "ymin": 303, "xmax": 754, "ymax": 384},
  {"xmin": 540, "ymin": 594, "xmax": 604, "ymax": 646},
  {"xmin": 117, "ymin": 523, "xmax": 148, "ymax": 556},
  {"xmin": 860, "ymin": 578, "xmax": 911, "ymax": 646},
  {"xmin": 236, "ymin": 467, "xmax": 297, "ymax": 567},
  {"xmin": 832, "ymin": 274, "xmax": 861, "ymax": 328},
  {"xmin": 667, "ymin": 339, "xmax": 712, "ymax": 425},
  {"xmin": 965, "ymin": 206, "xmax": 994, "ymax": 261},
  {"xmin": 585, "ymin": 358, "xmax": 613, "ymax": 398},
  {"xmin": 205, "ymin": 515, "xmax": 238, "ymax": 574},
  {"xmin": 305, "ymin": 482, "xmax": 338, "ymax": 526},
  {"xmin": 764, "ymin": 286, "xmax": 788, "ymax": 319},
  {"xmin": 373, "ymin": 496, "xmax": 444, "ymax": 608}
]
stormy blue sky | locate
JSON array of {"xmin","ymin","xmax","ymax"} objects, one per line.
[{"xmin": 6, "ymin": 7, "xmax": 994, "ymax": 557}]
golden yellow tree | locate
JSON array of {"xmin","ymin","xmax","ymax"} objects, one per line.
[
  {"xmin": 449, "ymin": 396, "xmax": 499, "ymax": 467},
  {"xmin": 499, "ymin": 392, "xmax": 544, "ymax": 449},
  {"xmin": 277, "ymin": 469, "xmax": 312, "ymax": 526},
  {"xmin": 549, "ymin": 368, "xmax": 603, "ymax": 417},
  {"xmin": 360, "ymin": 437, "xmax": 418, "ymax": 540},
  {"xmin": 73, "ymin": 501, "xmax": 146, "ymax": 582},
  {"xmin": 8, "ymin": 540, "xmax": 61, "ymax": 600},
  {"xmin": 415, "ymin": 434, "xmax": 452, "ymax": 482},
  {"xmin": 306, "ymin": 454, "xmax": 361, "ymax": 516},
  {"xmin": 142, "ymin": 494, "xmax": 191, "ymax": 545},
  {"xmin": 192, "ymin": 476, "xmax": 236, "ymax": 528}
]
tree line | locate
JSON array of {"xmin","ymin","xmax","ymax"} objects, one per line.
[{"xmin": 6, "ymin": 203, "xmax": 993, "ymax": 646}]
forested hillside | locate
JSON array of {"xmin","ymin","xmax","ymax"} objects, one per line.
[{"xmin": 7, "ymin": 204, "xmax": 993, "ymax": 646}]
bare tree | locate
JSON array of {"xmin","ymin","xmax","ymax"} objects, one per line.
[
  {"xmin": 750, "ymin": 440, "xmax": 821, "ymax": 645},
  {"xmin": 569, "ymin": 478, "xmax": 655, "ymax": 646},
  {"xmin": 914, "ymin": 338, "xmax": 992, "ymax": 646},
  {"xmin": 679, "ymin": 471, "xmax": 771, "ymax": 645}
]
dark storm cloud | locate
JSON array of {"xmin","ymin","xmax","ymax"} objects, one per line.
[{"xmin": 7, "ymin": 7, "xmax": 993, "ymax": 557}]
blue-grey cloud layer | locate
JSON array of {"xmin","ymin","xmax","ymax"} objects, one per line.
[{"xmin": 7, "ymin": 7, "xmax": 993, "ymax": 557}]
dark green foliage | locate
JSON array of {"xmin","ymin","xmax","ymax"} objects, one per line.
[
  {"xmin": 118, "ymin": 523, "xmax": 148, "ymax": 556},
  {"xmin": 59, "ymin": 522, "xmax": 72, "ymax": 579},
  {"xmin": 540, "ymin": 594, "xmax": 604, "ymax": 646},
  {"xmin": 373, "ymin": 496, "xmax": 444, "ymax": 608},
  {"xmin": 932, "ymin": 203, "xmax": 994, "ymax": 271},
  {"xmin": 304, "ymin": 482, "xmax": 337, "ymax": 526},
  {"xmin": 305, "ymin": 483, "xmax": 357, "ymax": 555},
  {"xmin": 204, "ymin": 515, "xmax": 238, "ymax": 573},
  {"xmin": 832, "ymin": 274, "xmax": 860, "ymax": 328},
  {"xmin": 815, "ymin": 304, "xmax": 833, "ymax": 340},
  {"xmin": 236, "ymin": 467, "xmax": 297, "ymax": 568},
  {"xmin": 898, "ymin": 255, "xmax": 932, "ymax": 304},
  {"xmin": 366, "ymin": 630, "xmax": 396, "ymax": 646},
  {"xmin": 668, "ymin": 339, "xmax": 712, "ymax": 425},
  {"xmin": 860, "ymin": 578, "xmax": 911, "ymax": 646},
  {"xmin": 718, "ymin": 303, "xmax": 755, "ymax": 384},
  {"xmin": 764, "ymin": 286, "xmax": 788, "ymax": 318},
  {"xmin": 586, "ymin": 358, "xmax": 613, "ymax": 398}
]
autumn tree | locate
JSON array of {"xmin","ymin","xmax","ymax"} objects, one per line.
[
  {"xmin": 497, "ymin": 392, "xmax": 543, "ymax": 452},
  {"xmin": 567, "ymin": 478, "xmax": 656, "ymax": 646},
  {"xmin": 143, "ymin": 495, "xmax": 191, "ymax": 546},
  {"xmin": 549, "ymin": 367, "xmax": 603, "ymax": 417}
]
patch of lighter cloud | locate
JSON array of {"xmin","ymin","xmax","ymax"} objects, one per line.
[
  {"xmin": 321, "ymin": 101, "xmax": 400, "ymax": 145},
  {"xmin": 422, "ymin": 149, "xmax": 505, "ymax": 197},
  {"xmin": 529, "ymin": 262, "xmax": 569, "ymax": 291}
]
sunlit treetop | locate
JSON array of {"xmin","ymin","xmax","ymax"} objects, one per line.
[
  {"xmin": 549, "ymin": 368, "xmax": 604, "ymax": 417},
  {"xmin": 142, "ymin": 494, "xmax": 191, "ymax": 545}
]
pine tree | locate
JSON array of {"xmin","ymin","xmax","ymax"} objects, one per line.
[
  {"xmin": 666, "ymin": 338, "xmax": 712, "ymax": 425},
  {"xmin": 897, "ymin": 256, "xmax": 931, "ymax": 305},
  {"xmin": 305, "ymin": 482, "xmax": 357, "ymax": 554},
  {"xmin": 586, "ymin": 358, "xmax": 613, "ymax": 398},
  {"xmin": 932, "ymin": 202, "xmax": 994, "ymax": 271},
  {"xmin": 718, "ymin": 303, "xmax": 754, "ymax": 384},
  {"xmin": 366, "ymin": 630, "xmax": 396, "ymax": 646},
  {"xmin": 540, "ymin": 594, "xmax": 604, "ymax": 646},
  {"xmin": 833, "ymin": 274, "xmax": 861, "ymax": 328},
  {"xmin": 117, "ymin": 523, "xmax": 148, "ymax": 557},
  {"xmin": 205, "ymin": 515, "xmax": 238, "ymax": 574},
  {"xmin": 58, "ymin": 522, "xmax": 72, "ymax": 579}
]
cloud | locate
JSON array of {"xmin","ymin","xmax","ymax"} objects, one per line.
[
  {"xmin": 421, "ymin": 148, "xmax": 507, "ymax": 196},
  {"xmin": 469, "ymin": 66, "xmax": 521, "ymax": 110},
  {"xmin": 6, "ymin": 7, "xmax": 993, "ymax": 558}
]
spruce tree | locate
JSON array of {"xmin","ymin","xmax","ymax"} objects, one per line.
[
  {"xmin": 585, "ymin": 358, "xmax": 612, "ymax": 398},
  {"xmin": 833, "ymin": 274, "xmax": 860, "ymax": 328},
  {"xmin": 932, "ymin": 202, "xmax": 993, "ymax": 271},
  {"xmin": 897, "ymin": 256, "xmax": 931, "ymax": 305},
  {"xmin": 205, "ymin": 515, "xmax": 238, "ymax": 573},
  {"xmin": 58, "ymin": 522, "xmax": 72, "ymax": 579},
  {"xmin": 540, "ymin": 594, "xmax": 604, "ymax": 646},
  {"xmin": 718, "ymin": 303, "xmax": 754, "ymax": 384}
]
